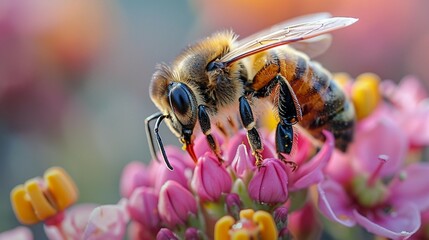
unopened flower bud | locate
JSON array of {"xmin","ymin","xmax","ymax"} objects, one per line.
[
  {"xmin": 158, "ymin": 181, "xmax": 197, "ymax": 227},
  {"xmin": 128, "ymin": 187, "xmax": 160, "ymax": 229},
  {"xmin": 248, "ymin": 159, "xmax": 289, "ymax": 204},
  {"xmin": 156, "ymin": 228, "xmax": 179, "ymax": 240},
  {"xmin": 185, "ymin": 227, "xmax": 201, "ymax": 240},
  {"xmin": 10, "ymin": 167, "xmax": 78, "ymax": 225},
  {"xmin": 273, "ymin": 206, "xmax": 288, "ymax": 231},
  {"xmin": 225, "ymin": 193, "xmax": 242, "ymax": 219},
  {"xmin": 191, "ymin": 153, "xmax": 232, "ymax": 202},
  {"xmin": 230, "ymin": 144, "xmax": 255, "ymax": 179}
]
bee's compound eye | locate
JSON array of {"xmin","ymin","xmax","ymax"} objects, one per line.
[{"xmin": 168, "ymin": 83, "xmax": 195, "ymax": 118}]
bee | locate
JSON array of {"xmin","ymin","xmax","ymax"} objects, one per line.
[{"xmin": 146, "ymin": 13, "xmax": 357, "ymax": 170}]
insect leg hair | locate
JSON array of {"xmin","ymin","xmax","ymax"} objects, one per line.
[{"xmin": 239, "ymin": 96, "xmax": 264, "ymax": 168}]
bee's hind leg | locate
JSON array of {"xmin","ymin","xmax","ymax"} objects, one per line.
[
  {"xmin": 198, "ymin": 105, "xmax": 223, "ymax": 163},
  {"xmin": 275, "ymin": 122, "xmax": 298, "ymax": 171},
  {"xmin": 239, "ymin": 96, "xmax": 264, "ymax": 168},
  {"xmin": 276, "ymin": 75, "xmax": 302, "ymax": 171}
]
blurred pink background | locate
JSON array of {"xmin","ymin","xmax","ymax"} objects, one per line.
[{"xmin": 1, "ymin": 0, "xmax": 428, "ymax": 234}]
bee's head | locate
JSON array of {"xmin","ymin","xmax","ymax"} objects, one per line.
[{"xmin": 147, "ymin": 65, "xmax": 199, "ymax": 169}]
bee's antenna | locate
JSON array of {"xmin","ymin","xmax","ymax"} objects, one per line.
[
  {"xmin": 154, "ymin": 114, "xmax": 174, "ymax": 171},
  {"xmin": 145, "ymin": 112, "xmax": 163, "ymax": 163}
]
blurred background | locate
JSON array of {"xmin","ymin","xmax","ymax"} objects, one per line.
[{"xmin": 1, "ymin": 0, "xmax": 428, "ymax": 236}]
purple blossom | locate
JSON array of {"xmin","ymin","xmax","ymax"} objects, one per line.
[{"xmin": 191, "ymin": 152, "xmax": 232, "ymax": 202}]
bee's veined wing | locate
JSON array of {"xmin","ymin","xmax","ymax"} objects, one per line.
[
  {"xmin": 236, "ymin": 12, "xmax": 333, "ymax": 45},
  {"xmin": 219, "ymin": 17, "xmax": 358, "ymax": 65}
]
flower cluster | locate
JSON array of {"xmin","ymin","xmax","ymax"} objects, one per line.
[{"xmin": 2, "ymin": 74, "xmax": 429, "ymax": 240}]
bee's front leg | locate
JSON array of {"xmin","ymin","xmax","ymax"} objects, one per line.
[
  {"xmin": 239, "ymin": 96, "xmax": 264, "ymax": 168},
  {"xmin": 198, "ymin": 105, "xmax": 223, "ymax": 163},
  {"xmin": 276, "ymin": 75, "xmax": 302, "ymax": 171}
]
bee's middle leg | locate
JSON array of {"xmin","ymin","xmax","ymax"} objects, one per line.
[
  {"xmin": 276, "ymin": 75, "xmax": 302, "ymax": 171},
  {"xmin": 198, "ymin": 105, "xmax": 223, "ymax": 163},
  {"xmin": 239, "ymin": 96, "xmax": 264, "ymax": 168}
]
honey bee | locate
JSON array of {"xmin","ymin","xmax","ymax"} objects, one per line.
[{"xmin": 146, "ymin": 13, "xmax": 357, "ymax": 170}]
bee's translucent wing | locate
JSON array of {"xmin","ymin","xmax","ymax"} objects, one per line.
[
  {"xmin": 236, "ymin": 12, "xmax": 332, "ymax": 45},
  {"xmin": 289, "ymin": 34, "xmax": 332, "ymax": 58},
  {"xmin": 219, "ymin": 17, "xmax": 357, "ymax": 66}
]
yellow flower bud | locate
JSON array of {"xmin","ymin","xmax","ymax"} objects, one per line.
[
  {"xmin": 10, "ymin": 167, "xmax": 78, "ymax": 225},
  {"xmin": 351, "ymin": 73, "xmax": 381, "ymax": 120}
]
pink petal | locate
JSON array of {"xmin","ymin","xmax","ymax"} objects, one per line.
[
  {"xmin": 0, "ymin": 227, "xmax": 33, "ymax": 240},
  {"xmin": 152, "ymin": 155, "xmax": 190, "ymax": 192},
  {"xmin": 389, "ymin": 163, "xmax": 429, "ymax": 211},
  {"xmin": 289, "ymin": 130, "xmax": 334, "ymax": 191},
  {"xmin": 193, "ymin": 129, "xmax": 225, "ymax": 159},
  {"xmin": 230, "ymin": 144, "xmax": 255, "ymax": 179},
  {"xmin": 381, "ymin": 76, "xmax": 428, "ymax": 110},
  {"xmin": 44, "ymin": 204, "xmax": 97, "ymax": 240},
  {"xmin": 288, "ymin": 203, "xmax": 322, "ymax": 240},
  {"xmin": 291, "ymin": 132, "xmax": 313, "ymax": 166},
  {"xmin": 120, "ymin": 161, "xmax": 150, "ymax": 198},
  {"xmin": 225, "ymin": 129, "xmax": 276, "ymax": 166},
  {"xmin": 353, "ymin": 116, "xmax": 407, "ymax": 177},
  {"xmin": 400, "ymin": 104, "xmax": 429, "ymax": 146},
  {"xmin": 324, "ymin": 150, "xmax": 355, "ymax": 184},
  {"xmin": 83, "ymin": 203, "xmax": 129, "ymax": 240},
  {"xmin": 317, "ymin": 180, "xmax": 356, "ymax": 227},
  {"xmin": 353, "ymin": 203, "xmax": 420, "ymax": 240}
]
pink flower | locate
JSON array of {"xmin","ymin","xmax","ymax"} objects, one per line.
[
  {"xmin": 318, "ymin": 116, "xmax": 429, "ymax": 239},
  {"xmin": 158, "ymin": 180, "xmax": 197, "ymax": 227},
  {"xmin": 44, "ymin": 204, "xmax": 97, "ymax": 240},
  {"xmin": 287, "ymin": 130, "xmax": 334, "ymax": 191},
  {"xmin": 82, "ymin": 200, "xmax": 129, "ymax": 240},
  {"xmin": 225, "ymin": 129, "xmax": 276, "ymax": 165},
  {"xmin": 127, "ymin": 186, "xmax": 160, "ymax": 230},
  {"xmin": 191, "ymin": 152, "xmax": 232, "ymax": 202},
  {"xmin": 353, "ymin": 116, "xmax": 407, "ymax": 176},
  {"xmin": 381, "ymin": 76, "xmax": 429, "ymax": 147},
  {"xmin": 120, "ymin": 161, "xmax": 151, "ymax": 198},
  {"xmin": 248, "ymin": 158, "xmax": 288, "ymax": 204},
  {"xmin": 0, "ymin": 226, "xmax": 33, "ymax": 240}
]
